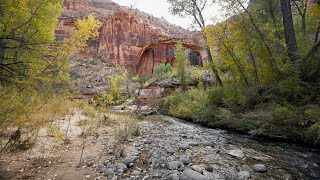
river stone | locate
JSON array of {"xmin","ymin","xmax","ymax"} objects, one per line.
[
  {"xmin": 122, "ymin": 156, "xmax": 139, "ymax": 166},
  {"xmin": 116, "ymin": 163, "xmax": 128, "ymax": 171},
  {"xmin": 205, "ymin": 165, "xmax": 213, "ymax": 172},
  {"xmin": 128, "ymin": 163, "xmax": 134, "ymax": 168},
  {"xmin": 182, "ymin": 134, "xmax": 188, "ymax": 138},
  {"xmin": 179, "ymin": 143, "xmax": 189, "ymax": 150},
  {"xmin": 127, "ymin": 105, "xmax": 138, "ymax": 112},
  {"xmin": 84, "ymin": 156, "xmax": 96, "ymax": 165},
  {"xmin": 131, "ymin": 170, "xmax": 141, "ymax": 176},
  {"xmin": 167, "ymin": 161, "xmax": 183, "ymax": 170},
  {"xmin": 167, "ymin": 173, "xmax": 179, "ymax": 180},
  {"xmin": 104, "ymin": 168, "xmax": 115, "ymax": 178},
  {"xmin": 191, "ymin": 165, "xmax": 205, "ymax": 174},
  {"xmin": 252, "ymin": 164, "xmax": 268, "ymax": 172},
  {"xmin": 116, "ymin": 168, "xmax": 124, "ymax": 175},
  {"xmin": 144, "ymin": 140, "xmax": 152, "ymax": 144},
  {"xmin": 164, "ymin": 146, "xmax": 175, "ymax": 154},
  {"xmin": 201, "ymin": 141, "xmax": 214, "ymax": 147},
  {"xmin": 282, "ymin": 174, "xmax": 293, "ymax": 180},
  {"xmin": 237, "ymin": 171, "xmax": 250, "ymax": 180},
  {"xmin": 98, "ymin": 167, "xmax": 107, "ymax": 173},
  {"xmin": 96, "ymin": 162, "xmax": 105, "ymax": 170},
  {"xmin": 140, "ymin": 106, "xmax": 154, "ymax": 116},
  {"xmin": 180, "ymin": 168, "xmax": 209, "ymax": 180},
  {"xmin": 111, "ymin": 106, "xmax": 124, "ymax": 111},
  {"xmin": 180, "ymin": 155, "xmax": 191, "ymax": 165},
  {"xmin": 226, "ymin": 149, "xmax": 245, "ymax": 159},
  {"xmin": 188, "ymin": 141, "xmax": 199, "ymax": 146}
]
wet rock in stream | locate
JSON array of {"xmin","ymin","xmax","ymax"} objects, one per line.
[{"xmin": 252, "ymin": 163, "xmax": 268, "ymax": 173}]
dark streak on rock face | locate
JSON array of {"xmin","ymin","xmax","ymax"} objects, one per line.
[{"xmin": 56, "ymin": 0, "xmax": 206, "ymax": 74}]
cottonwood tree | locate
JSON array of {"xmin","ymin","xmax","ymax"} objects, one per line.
[
  {"xmin": 167, "ymin": 0, "xmax": 223, "ymax": 86},
  {"xmin": 280, "ymin": 0, "xmax": 299, "ymax": 62},
  {"xmin": 0, "ymin": 0, "xmax": 101, "ymax": 133},
  {"xmin": 292, "ymin": 0, "xmax": 309, "ymax": 35},
  {"xmin": 175, "ymin": 42, "xmax": 188, "ymax": 90}
]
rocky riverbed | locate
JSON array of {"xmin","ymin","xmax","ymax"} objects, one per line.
[{"xmin": 87, "ymin": 115, "xmax": 320, "ymax": 180}]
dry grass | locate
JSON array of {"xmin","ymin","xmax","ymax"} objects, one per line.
[{"xmin": 0, "ymin": 99, "xmax": 142, "ymax": 179}]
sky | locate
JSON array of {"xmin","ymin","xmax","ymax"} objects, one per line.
[{"xmin": 113, "ymin": 0, "xmax": 224, "ymax": 30}]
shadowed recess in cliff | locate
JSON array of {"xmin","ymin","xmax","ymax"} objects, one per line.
[{"xmin": 135, "ymin": 38, "xmax": 204, "ymax": 74}]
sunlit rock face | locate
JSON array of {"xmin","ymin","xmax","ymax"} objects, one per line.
[{"xmin": 56, "ymin": 0, "xmax": 206, "ymax": 74}]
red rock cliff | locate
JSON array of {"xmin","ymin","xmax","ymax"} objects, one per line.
[{"xmin": 56, "ymin": 0, "xmax": 205, "ymax": 74}]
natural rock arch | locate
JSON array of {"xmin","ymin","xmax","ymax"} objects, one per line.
[{"xmin": 134, "ymin": 38, "xmax": 204, "ymax": 74}]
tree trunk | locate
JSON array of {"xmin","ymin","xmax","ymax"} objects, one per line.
[
  {"xmin": 190, "ymin": 0, "xmax": 222, "ymax": 86},
  {"xmin": 280, "ymin": 0, "xmax": 298, "ymax": 62},
  {"xmin": 302, "ymin": 14, "xmax": 306, "ymax": 35},
  {"xmin": 249, "ymin": 47, "xmax": 259, "ymax": 85},
  {"xmin": 315, "ymin": 26, "xmax": 320, "ymax": 44},
  {"xmin": 205, "ymin": 46, "xmax": 222, "ymax": 86},
  {"xmin": 267, "ymin": 0, "xmax": 281, "ymax": 39},
  {"xmin": 0, "ymin": 40, "xmax": 4, "ymax": 85}
]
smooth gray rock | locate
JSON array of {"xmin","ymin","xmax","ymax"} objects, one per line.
[
  {"xmin": 180, "ymin": 155, "xmax": 191, "ymax": 165},
  {"xmin": 131, "ymin": 170, "xmax": 141, "ymax": 176},
  {"xmin": 127, "ymin": 105, "xmax": 138, "ymax": 112},
  {"xmin": 144, "ymin": 140, "xmax": 152, "ymax": 144},
  {"xmin": 179, "ymin": 143, "xmax": 189, "ymax": 150},
  {"xmin": 96, "ymin": 162, "xmax": 105, "ymax": 170},
  {"xmin": 188, "ymin": 141, "xmax": 199, "ymax": 146},
  {"xmin": 282, "ymin": 174, "xmax": 293, "ymax": 180},
  {"xmin": 201, "ymin": 141, "xmax": 214, "ymax": 147},
  {"xmin": 226, "ymin": 149, "xmax": 245, "ymax": 159},
  {"xmin": 110, "ymin": 106, "xmax": 124, "ymax": 111},
  {"xmin": 205, "ymin": 165, "xmax": 213, "ymax": 172},
  {"xmin": 116, "ymin": 163, "xmax": 128, "ymax": 171},
  {"xmin": 129, "ymin": 163, "xmax": 135, "ymax": 168},
  {"xmin": 167, "ymin": 161, "xmax": 183, "ymax": 170},
  {"xmin": 167, "ymin": 173, "xmax": 180, "ymax": 180},
  {"xmin": 252, "ymin": 164, "xmax": 268, "ymax": 173},
  {"xmin": 237, "ymin": 171, "xmax": 250, "ymax": 180},
  {"xmin": 191, "ymin": 165, "xmax": 204, "ymax": 174},
  {"xmin": 116, "ymin": 168, "xmax": 124, "ymax": 175},
  {"xmin": 180, "ymin": 168, "xmax": 209, "ymax": 180},
  {"xmin": 84, "ymin": 160, "xmax": 95, "ymax": 167},
  {"xmin": 122, "ymin": 156, "xmax": 139, "ymax": 166},
  {"xmin": 104, "ymin": 168, "xmax": 115, "ymax": 178}
]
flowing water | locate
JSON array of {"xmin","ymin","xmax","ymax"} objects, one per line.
[{"xmin": 134, "ymin": 115, "xmax": 320, "ymax": 179}]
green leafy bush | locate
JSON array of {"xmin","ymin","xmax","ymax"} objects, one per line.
[
  {"xmin": 153, "ymin": 64, "xmax": 173, "ymax": 78},
  {"xmin": 270, "ymin": 104, "xmax": 298, "ymax": 126},
  {"xmin": 93, "ymin": 74, "xmax": 127, "ymax": 107},
  {"xmin": 163, "ymin": 88, "xmax": 210, "ymax": 122},
  {"xmin": 208, "ymin": 87, "xmax": 224, "ymax": 106}
]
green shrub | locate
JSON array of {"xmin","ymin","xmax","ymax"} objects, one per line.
[
  {"xmin": 222, "ymin": 85, "xmax": 244, "ymax": 110},
  {"xmin": 153, "ymin": 64, "xmax": 173, "ymax": 77},
  {"xmin": 270, "ymin": 104, "xmax": 297, "ymax": 126},
  {"xmin": 242, "ymin": 86, "xmax": 261, "ymax": 107},
  {"xmin": 279, "ymin": 75, "xmax": 303, "ymax": 101},
  {"xmin": 305, "ymin": 106, "xmax": 320, "ymax": 121},
  {"xmin": 163, "ymin": 88, "xmax": 211, "ymax": 122},
  {"xmin": 208, "ymin": 87, "xmax": 224, "ymax": 106},
  {"xmin": 306, "ymin": 105, "xmax": 320, "ymax": 131}
]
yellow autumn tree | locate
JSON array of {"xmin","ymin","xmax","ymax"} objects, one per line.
[{"xmin": 0, "ymin": 0, "xmax": 101, "ymax": 136}]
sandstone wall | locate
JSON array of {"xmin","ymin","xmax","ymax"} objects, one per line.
[{"xmin": 56, "ymin": 0, "xmax": 205, "ymax": 74}]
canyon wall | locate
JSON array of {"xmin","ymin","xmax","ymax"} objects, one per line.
[{"xmin": 56, "ymin": 0, "xmax": 206, "ymax": 74}]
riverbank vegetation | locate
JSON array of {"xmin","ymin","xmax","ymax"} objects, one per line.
[{"xmin": 164, "ymin": 0, "xmax": 320, "ymax": 147}]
